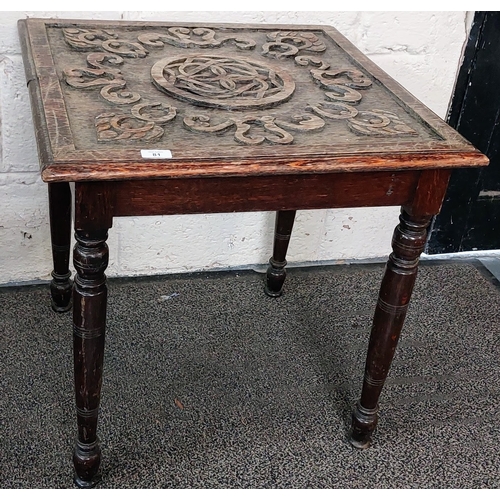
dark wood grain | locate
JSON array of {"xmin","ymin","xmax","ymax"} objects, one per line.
[
  {"xmin": 17, "ymin": 19, "xmax": 54, "ymax": 168},
  {"xmin": 71, "ymin": 183, "xmax": 114, "ymax": 487},
  {"xmin": 404, "ymin": 169, "xmax": 452, "ymax": 216},
  {"xmin": 72, "ymin": 228, "xmax": 108, "ymax": 488},
  {"xmin": 112, "ymin": 171, "xmax": 420, "ymax": 216},
  {"xmin": 38, "ymin": 151, "xmax": 488, "ymax": 183},
  {"xmin": 350, "ymin": 209, "xmax": 433, "ymax": 448},
  {"xmin": 74, "ymin": 182, "xmax": 114, "ymax": 232},
  {"xmin": 48, "ymin": 182, "xmax": 73, "ymax": 312}
]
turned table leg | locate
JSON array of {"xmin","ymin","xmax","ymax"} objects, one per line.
[
  {"xmin": 48, "ymin": 182, "xmax": 73, "ymax": 312},
  {"xmin": 72, "ymin": 229, "xmax": 109, "ymax": 487},
  {"xmin": 349, "ymin": 209, "xmax": 432, "ymax": 448},
  {"xmin": 265, "ymin": 210, "xmax": 296, "ymax": 297}
]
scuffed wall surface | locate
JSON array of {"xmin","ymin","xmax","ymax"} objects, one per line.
[{"xmin": 0, "ymin": 11, "xmax": 469, "ymax": 284}]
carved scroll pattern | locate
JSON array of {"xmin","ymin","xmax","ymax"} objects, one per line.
[
  {"xmin": 63, "ymin": 53, "xmax": 142, "ymax": 105},
  {"xmin": 96, "ymin": 113, "xmax": 164, "ymax": 142},
  {"xmin": 262, "ymin": 31, "xmax": 326, "ymax": 59},
  {"xmin": 95, "ymin": 102, "xmax": 177, "ymax": 142},
  {"xmin": 63, "ymin": 28, "xmax": 117, "ymax": 50},
  {"xmin": 298, "ymin": 56, "xmax": 417, "ymax": 137},
  {"xmin": 62, "ymin": 26, "xmax": 258, "ymax": 143},
  {"xmin": 63, "ymin": 28, "xmax": 148, "ymax": 57},
  {"xmin": 138, "ymin": 28, "xmax": 256, "ymax": 50},
  {"xmin": 347, "ymin": 110, "xmax": 418, "ymax": 137},
  {"xmin": 60, "ymin": 25, "xmax": 417, "ymax": 144},
  {"xmin": 183, "ymin": 113, "xmax": 325, "ymax": 145}
]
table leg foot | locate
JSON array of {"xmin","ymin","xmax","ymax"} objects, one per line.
[
  {"xmin": 73, "ymin": 440, "xmax": 101, "ymax": 488},
  {"xmin": 264, "ymin": 258, "xmax": 287, "ymax": 297},
  {"xmin": 264, "ymin": 210, "xmax": 296, "ymax": 297},
  {"xmin": 74, "ymin": 475, "xmax": 101, "ymax": 489},
  {"xmin": 50, "ymin": 271, "xmax": 73, "ymax": 312},
  {"xmin": 349, "ymin": 402, "xmax": 378, "ymax": 449}
]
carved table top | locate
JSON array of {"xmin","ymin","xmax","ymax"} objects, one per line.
[{"xmin": 19, "ymin": 18, "xmax": 488, "ymax": 182}]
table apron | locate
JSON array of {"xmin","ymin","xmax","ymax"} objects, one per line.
[{"xmin": 107, "ymin": 170, "xmax": 420, "ymax": 219}]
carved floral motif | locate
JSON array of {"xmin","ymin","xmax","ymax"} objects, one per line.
[{"xmin": 151, "ymin": 54, "xmax": 295, "ymax": 110}]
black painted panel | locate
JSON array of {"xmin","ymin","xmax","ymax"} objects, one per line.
[{"xmin": 427, "ymin": 12, "xmax": 500, "ymax": 253}]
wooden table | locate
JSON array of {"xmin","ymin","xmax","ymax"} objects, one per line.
[{"xmin": 18, "ymin": 18, "xmax": 489, "ymax": 487}]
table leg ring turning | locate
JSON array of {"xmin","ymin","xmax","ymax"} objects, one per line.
[
  {"xmin": 72, "ymin": 230, "xmax": 108, "ymax": 487},
  {"xmin": 349, "ymin": 209, "xmax": 432, "ymax": 448}
]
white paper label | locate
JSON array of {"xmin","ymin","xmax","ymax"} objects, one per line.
[{"xmin": 140, "ymin": 149, "xmax": 172, "ymax": 159}]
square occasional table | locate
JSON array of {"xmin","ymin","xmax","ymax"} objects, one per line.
[{"xmin": 18, "ymin": 18, "xmax": 488, "ymax": 487}]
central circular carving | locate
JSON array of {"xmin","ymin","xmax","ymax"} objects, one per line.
[{"xmin": 151, "ymin": 54, "xmax": 295, "ymax": 110}]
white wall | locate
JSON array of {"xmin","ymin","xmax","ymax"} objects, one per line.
[{"xmin": 0, "ymin": 11, "xmax": 472, "ymax": 284}]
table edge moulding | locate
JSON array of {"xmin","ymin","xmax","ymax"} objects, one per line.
[{"xmin": 17, "ymin": 16, "xmax": 489, "ymax": 488}]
